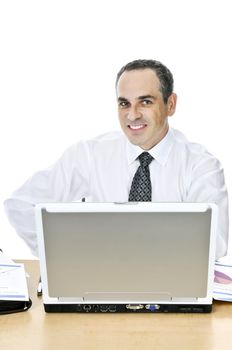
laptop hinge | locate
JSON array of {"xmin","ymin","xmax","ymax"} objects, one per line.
[
  {"xmin": 58, "ymin": 297, "xmax": 84, "ymax": 302},
  {"xmin": 83, "ymin": 292, "xmax": 172, "ymax": 302},
  {"xmin": 171, "ymin": 297, "xmax": 198, "ymax": 302}
]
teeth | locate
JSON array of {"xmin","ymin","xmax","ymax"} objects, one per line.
[{"xmin": 129, "ymin": 124, "xmax": 144, "ymax": 130}]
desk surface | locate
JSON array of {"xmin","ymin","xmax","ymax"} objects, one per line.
[{"xmin": 1, "ymin": 260, "xmax": 232, "ymax": 350}]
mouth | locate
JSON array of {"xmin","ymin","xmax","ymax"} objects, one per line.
[{"xmin": 128, "ymin": 124, "xmax": 147, "ymax": 131}]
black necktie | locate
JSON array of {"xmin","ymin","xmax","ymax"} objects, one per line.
[{"xmin": 128, "ymin": 152, "xmax": 153, "ymax": 202}]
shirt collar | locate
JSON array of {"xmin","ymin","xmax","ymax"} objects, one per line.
[{"xmin": 126, "ymin": 128, "xmax": 175, "ymax": 166}]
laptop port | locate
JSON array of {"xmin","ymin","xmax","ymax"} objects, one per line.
[
  {"xmin": 93, "ymin": 305, "xmax": 100, "ymax": 312},
  {"xmin": 126, "ymin": 304, "xmax": 144, "ymax": 310},
  {"xmin": 192, "ymin": 307, "xmax": 204, "ymax": 313},
  {"xmin": 100, "ymin": 305, "xmax": 109, "ymax": 312},
  {"xmin": 83, "ymin": 304, "xmax": 92, "ymax": 312},
  {"xmin": 108, "ymin": 305, "xmax": 117, "ymax": 312},
  {"xmin": 179, "ymin": 307, "xmax": 192, "ymax": 312},
  {"xmin": 145, "ymin": 304, "xmax": 160, "ymax": 311}
]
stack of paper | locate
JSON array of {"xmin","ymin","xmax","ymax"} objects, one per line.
[
  {"xmin": 0, "ymin": 251, "xmax": 29, "ymax": 302},
  {"xmin": 214, "ymin": 258, "xmax": 232, "ymax": 302}
]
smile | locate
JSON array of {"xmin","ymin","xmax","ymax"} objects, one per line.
[{"xmin": 128, "ymin": 124, "xmax": 147, "ymax": 130}]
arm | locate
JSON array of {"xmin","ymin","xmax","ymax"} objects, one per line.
[
  {"xmin": 186, "ymin": 153, "xmax": 229, "ymax": 260},
  {"xmin": 4, "ymin": 141, "xmax": 90, "ymax": 256}
]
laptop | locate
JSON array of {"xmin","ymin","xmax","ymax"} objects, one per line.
[{"xmin": 36, "ymin": 202, "xmax": 217, "ymax": 313}]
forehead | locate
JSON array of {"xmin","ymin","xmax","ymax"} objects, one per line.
[{"xmin": 117, "ymin": 68, "xmax": 161, "ymax": 98}]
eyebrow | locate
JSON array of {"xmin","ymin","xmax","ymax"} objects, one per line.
[
  {"xmin": 117, "ymin": 95, "xmax": 156, "ymax": 102},
  {"xmin": 137, "ymin": 95, "xmax": 156, "ymax": 100},
  {"xmin": 117, "ymin": 97, "xmax": 128, "ymax": 102}
]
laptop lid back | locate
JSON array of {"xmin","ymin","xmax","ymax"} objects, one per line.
[{"xmin": 36, "ymin": 203, "xmax": 217, "ymax": 305}]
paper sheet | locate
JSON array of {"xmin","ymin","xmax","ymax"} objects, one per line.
[
  {"xmin": 0, "ymin": 252, "xmax": 29, "ymax": 301},
  {"xmin": 213, "ymin": 258, "xmax": 232, "ymax": 302}
]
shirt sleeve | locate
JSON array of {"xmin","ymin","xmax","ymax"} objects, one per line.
[
  {"xmin": 4, "ymin": 141, "xmax": 91, "ymax": 256},
  {"xmin": 186, "ymin": 152, "xmax": 229, "ymax": 260}
]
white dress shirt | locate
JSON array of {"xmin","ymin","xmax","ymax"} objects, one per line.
[{"xmin": 4, "ymin": 128, "xmax": 229, "ymax": 258}]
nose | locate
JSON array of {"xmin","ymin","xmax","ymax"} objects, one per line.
[{"xmin": 127, "ymin": 105, "xmax": 142, "ymax": 121}]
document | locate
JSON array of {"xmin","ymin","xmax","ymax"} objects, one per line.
[
  {"xmin": 0, "ymin": 252, "xmax": 29, "ymax": 302},
  {"xmin": 213, "ymin": 257, "xmax": 232, "ymax": 302}
]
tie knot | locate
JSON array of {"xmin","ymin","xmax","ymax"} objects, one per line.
[{"xmin": 138, "ymin": 152, "xmax": 153, "ymax": 167}]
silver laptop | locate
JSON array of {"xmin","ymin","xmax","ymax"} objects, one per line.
[{"xmin": 36, "ymin": 202, "xmax": 217, "ymax": 313}]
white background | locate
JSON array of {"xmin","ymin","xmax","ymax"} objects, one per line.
[{"xmin": 0, "ymin": 0, "xmax": 231, "ymax": 258}]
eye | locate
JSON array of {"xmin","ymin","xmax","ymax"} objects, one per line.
[
  {"xmin": 118, "ymin": 101, "xmax": 130, "ymax": 108},
  {"xmin": 141, "ymin": 99, "xmax": 152, "ymax": 105}
]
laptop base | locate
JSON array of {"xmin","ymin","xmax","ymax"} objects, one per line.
[{"xmin": 44, "ymin": 303, "xmax": 212, "ymax": 313}]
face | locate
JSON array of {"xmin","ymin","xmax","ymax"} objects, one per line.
[{"xmin": 117, "ymin": 69, "xmax": 177, "ymax": 150}]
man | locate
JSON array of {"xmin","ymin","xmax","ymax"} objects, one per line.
[{"xmin": 4, "ymin": 59, "xmax": 229, "ymax": 259}]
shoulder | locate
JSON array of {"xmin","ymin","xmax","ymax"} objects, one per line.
[
  {"xmin": 84, "ymin": 130, "xmax": 126, "ymax": 152},
  {"xmin": 171, "ymin": 128, "xmax": 211, "ymax": 155},
  {"xmin": 62, "ymin": 131, "xmax": 126, "ymax": 158},
  {"xmin": 170, "ymin": 128, "xmax": 222, "ymax": 169},
  {"xmin": 88, "ymin": 130, "xmax": 125, "ymax": 144}
]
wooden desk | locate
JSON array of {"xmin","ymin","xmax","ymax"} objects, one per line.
[{"xmin": 0, "ymin": 260, "xmax": 232, "ymax": 350}]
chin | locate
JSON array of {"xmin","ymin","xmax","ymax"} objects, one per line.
[{"xmin": 128, "ymin": 137, "xmax": 145, "ymax": 148}]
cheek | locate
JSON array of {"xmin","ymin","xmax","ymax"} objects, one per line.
[
  {"xmin": 150, "ymin": 109, "xmax": 165, "ymax": 124},
  {"xmin": 118, "ymin": 114, "xmax": 125, "ymax": 128},
  {"xmin": 146, "ymin": 110, "xmax": 159, "ymax": 123},
  {"xmin": 118, "ymin": 111, "xmax": 127, "ymax": 122}
]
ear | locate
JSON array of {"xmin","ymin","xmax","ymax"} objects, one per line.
[{"xmin": 167, "ymin": 93, "xmax": 177, "ymax": 116}]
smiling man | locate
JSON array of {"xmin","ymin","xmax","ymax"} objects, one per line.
[
  {"xmin": 4, "ymin": 59, "xmax": 229, "ymax": 259},
  {"xmin": 117, "ymin": 67, "xmax": 177, "ymax": 150}
]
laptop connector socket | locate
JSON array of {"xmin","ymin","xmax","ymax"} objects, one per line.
[
  {"xmin": 83, "ymin": 304, "xmax": 92, "ymax": 312},
  {"xmin": 145, "ymin": 304, "xmax": 160, "ymax": 311},
  {"xmin": 126, "ymin": 304, "xmax": 144, "ymax": 310}
]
